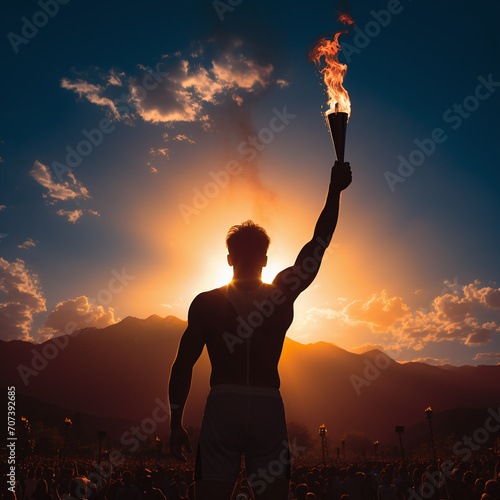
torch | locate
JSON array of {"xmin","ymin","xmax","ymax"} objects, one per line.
[
  {"xmin": 319, "ymin": 424, "xmax": 329, "ymax": 463},
  {"xmin": 309, "ymin": 13, "xmax": 354, "ymax": 164},
  {"xmin": 327, "ymin": 105, "xmax": 348, "ymax": 163},
  {"xmin": 425, "ymin": 407, "xmax": 437, "ymax": 461}
]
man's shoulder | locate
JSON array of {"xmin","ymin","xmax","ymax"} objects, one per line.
[
  {"xmin": 190, "ymin": 286, "xmax": 227, "ymax": 308},
  {"xmin": 194, "ymin": 285, "xmax": 226, "ymax": 300},
  {"xmin": 188, "ymin": 287, "xmax": 231, "ymax": 322}
]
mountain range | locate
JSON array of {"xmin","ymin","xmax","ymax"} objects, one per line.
[{"xmin": 1, "ymin": 315, "xmax": 499, "ymax": 450}]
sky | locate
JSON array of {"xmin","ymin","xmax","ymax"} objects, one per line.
[{"xmin": 1, "ymin": 0, "xmax": 499, "ymax": 366}]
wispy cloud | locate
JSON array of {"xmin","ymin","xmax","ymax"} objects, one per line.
[
  {"xmin": 211, "ymin": 51, "xmax": 273, "ymax": 90},
  {"xmin": 61, "ymin": 78, "xmax": 120, "ymax": 119},
  {"xmin": 149, "ymin": 147, "xmax": 169, "ymax": 157},
  {"xmin": 406, "ymin": 357, "xmax": 450, "ymax": 365},
  {"xmin": 0, "ymin": 258, "xmax": 46, "ymax": 341},
  {"xmin": 473, "ymin": 352, "xmax": 500, "ymax": 361},
  {"xmin": 107, "ymin": 68, "xmax": 124, "ymax": 86},
  {"xmin": 173, "ymin": 134, "xmax": 195, "ymax": 143},
  {"xmin": 56, "ymin": 209, "xmax": 83, "ymax": 223},
  {"xmin": 161, "ymin": 297, "xmax": 185, "ymax": 310},
  {"xmin": 18, "ymin": 238, "xmax": 36, "ymax": 250},
  {"xmin": 30, "ymin": 161, "xmax": 89, "ymax": 203}
]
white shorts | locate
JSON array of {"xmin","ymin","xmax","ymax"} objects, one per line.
[{"xmin": 194, "ymin": 384, "xmax": 290, "ymax": 483}]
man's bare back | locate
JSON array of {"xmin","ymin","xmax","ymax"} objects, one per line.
[
  {"xmin": 168, "ymin": 161, "xmax": 352, "ymax": 499},
  {"xmin": 191, "ymin": 280, "xmax": 294, "ymax": 388}
]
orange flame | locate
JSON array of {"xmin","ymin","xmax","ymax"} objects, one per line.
[
  {"xmin": 338, "ymin": 12, "xmax": 355, "ymax": 25},
  {"xmin": 308, "ymin": 13, "xmax": 353, "ymax": 118}
]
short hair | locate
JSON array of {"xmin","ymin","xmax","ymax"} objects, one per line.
[{"xmin": 226, "ymin": 220, "xmax": 270, "ymax": 259}]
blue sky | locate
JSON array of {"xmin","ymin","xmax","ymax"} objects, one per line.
[{"xmin": 1, "ymin": 0, "xmax": 499, "ymax": 366}]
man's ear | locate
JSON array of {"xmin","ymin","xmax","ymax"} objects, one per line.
[{"xmin": 227, "ymin": 254, "xmax": 233, "ymax": 266}]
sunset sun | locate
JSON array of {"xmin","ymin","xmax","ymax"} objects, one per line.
[{"xmin": 211, "ymin": 256, "xmax": 287, "ymax": 286}]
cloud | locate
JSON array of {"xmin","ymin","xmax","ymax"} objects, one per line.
[
  {"xmin": 484, "ymin": 290, "xmax": 500, "ymax": 308},
  {"xmin": 276, "ymin": 79, "xmax": 289, "ymax": 88},
  {"xmin": 131, "ymin": 77, "xmax": 201, "ymax": 123},
  {"xmin": 56, "ymin": 209, "xmax": 83, "ymax": 223},
  {"xmin": 56, "ymin": 209, "xmax": 99, "ymax": 223},
  {"xmin": 107, "ymin": 69, "xmax": 124, "ymax": 86},
  {"xmin": 473, "ymin": 352, "xmax": 500, "ymax": 361},
  {"xmin": 303, "ymin": 281, "xmax": 500, "ymax": 351},
  {"xmin": 433, "ymin": 291, "xmax": 474, "ymax": 323},
  {"xmin": 173, "ymin": 134, "xmax": 195, "ymax": 143},
  {"xmin": 301, "ymin": 292, "xmax": 411, "ymax": 338},
  {"xmin": 342, "ymin": 290, "xmax": 410, "ymax": 332},
  {"xmin": 149, "ymin": 147, "xmax": 169, "ymax": 157},
  {"xmin": 465, "ymin": 283, "xmax": 500, "ymax": 309},
  {"xmin": 397, "ymin": 282, "xmax": 500, "ymax": 347},
  {"xmin": 162, "ymin": 297, "xmax": 185, "ymax": 310},
  {"xmin": 43, "ymin": 296, "xmax": 116, "ymax": 334},
  {"xmin": 18, "ymin": 238, "xmax": 36, "ymax": 250},
  {"xmin": 30, "ymin": 161, "xmax": 89, "ymax": 203},
  {"xmin": 211, "ymin": 51, "xmax": 273, "ymax": 90},
  {"xmin": 61, "ymin": 37, "xmax": 284, "ymax": 129},
  {"xmin": 303, "ymin": 306, "xmax": 340, "ymax": 322},
  {"xmin": 180, "ymin": 63, "xmax": 224, "ymax": 102},
  {"xmin": 61, "ymin": 78, "xmax": 120, "ymax": 119},
  {"xmin": 406, "ymin": 357, "xmax": 450, "ymax": 365},
  {"xmin": 0, "ymin": 258, "xmax": 46, "ymax": 341},
  {"xmin": 465, "ymin": 322, "xmax": 498, "ymax": 345}
]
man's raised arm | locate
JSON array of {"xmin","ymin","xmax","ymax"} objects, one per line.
[
  {"xmin": 168, "ymin": 295, "xmax": 205, "ymax": 461},
  {"xmin": 273, "ymin": 161, "xmax": 352, "ymax": 296}
]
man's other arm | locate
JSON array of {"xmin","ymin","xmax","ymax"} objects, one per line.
[
  {"xmin": 273, "ymin": 161, "xmax": 352, "ymax": 296},
  {"xmin": 168, "ymin": 294, "xmax": 206, "ymax": 461}
]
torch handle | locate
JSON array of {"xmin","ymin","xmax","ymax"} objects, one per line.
[{"xmin": 327, "ymin": 111, "xmax": 348, "ymax": 165}]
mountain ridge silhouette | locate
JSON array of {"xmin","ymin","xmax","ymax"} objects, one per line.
[{"xmin": 1, "ymin": 315, "xmax": 499, "ymax": 444}]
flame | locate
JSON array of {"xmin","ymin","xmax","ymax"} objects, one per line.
[
  {"xmin": 308, "ymin": 13, "xmax": 353, "ymax": 118},
  {"xmin": 338, "ymin": 12, "xmax": 355, "ymax": 25}
]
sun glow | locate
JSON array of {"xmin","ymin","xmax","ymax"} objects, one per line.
[
  {"xmin": 211, "ymin": 258, "xmax": 289, "ymax": 287},
  {"xmin": 262, "ymin": 260, "xmax": 287, "ymax": 284}
]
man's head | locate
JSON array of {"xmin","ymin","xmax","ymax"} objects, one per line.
[{"xmin": 226, "ymin": 220, "xmax": 270, "ymax": 271}]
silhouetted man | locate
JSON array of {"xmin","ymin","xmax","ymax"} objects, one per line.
[{"xmin": 168, "ymin": 161, "xmax": 352, "ymax": 500}]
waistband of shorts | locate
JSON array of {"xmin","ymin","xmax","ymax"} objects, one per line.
[{"xmin": 209, "ymin": 384, "xmax": 281, "ymax": 397}]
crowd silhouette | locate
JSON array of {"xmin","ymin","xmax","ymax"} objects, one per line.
[{"xmin": 2, "ymin": 455, "xmax": 500, "ymax": 500}]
